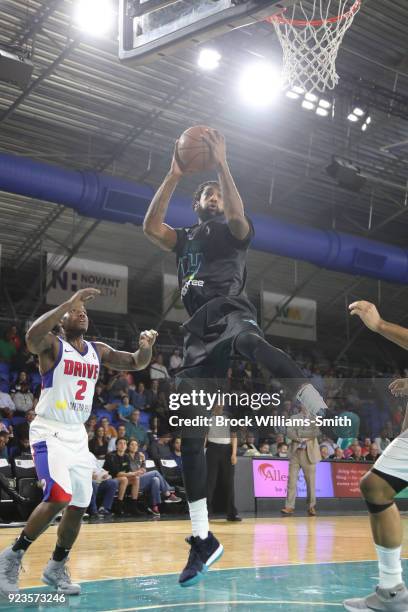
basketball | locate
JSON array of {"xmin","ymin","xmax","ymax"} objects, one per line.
[{"xmin": 175, "ymin": 126, "xmax": 217, "ymax": 173}]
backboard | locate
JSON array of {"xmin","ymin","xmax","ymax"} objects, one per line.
[{"xmin": 118, "ymin": 1, "xmax": 293, "ymax": 64}]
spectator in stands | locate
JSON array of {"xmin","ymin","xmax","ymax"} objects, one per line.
[
  {"xmin": 15, "ymin": 436, "xmax": 32, "ymax": 458},
  {"xmin": 89, "ymin": 426, "xmax": 109, "ymax": 460},
  {"xmin": 149, "ymin": 431, "xmax": 173, "ymax": 462},
  {"xmin": 107, "ymin": 424, "xmax": 127, "ymax": 453},
  {"xmin": 374, "ymin": 429, "xmax": 391, "ymax": 453},
  {"xmin": 103, "ymin": 437, "xmax": 140, "ymax": 516},
  {"xmin": 117, "ymin": 395, "xmax": 134, "ymax": 422},
  {"xmin": 169, "ymin": 349, "xmax": 182, "ymax": 374},
  {"xmin": 170, "ymin": 436, "xmax": 182, "ymax": 471},
  {"xmin": 125, "ymin": 409, "xmax": 148, "ymax": 449},
  {"xmin": 11, "ymin": 382, "xmax": 34, "ymax": 415},
  {"xmin": 11, "ymin": 343, "xmax": 36, "ymax": 374},
  {"xmin": 109, "ymin": 372, "xmax": 129, "ymax": 400},
  {"xmin": 239, "ymin": 432, "xmax": 259, "ymax": 456},
  {"xmin": 361, "ymin": 437, "xmax": 372, "ymax": 458},
  {"xmin": 127, "ymin": 439, "xmax": 181, "ymax": 518},
  {"xmin": 132, "ymin": 382, "xmax": 148, "ymax": 410},
  {"xmin": 259, "ymin": 442, "xmax": 272, "ymax": 456},
  {"xmin": 332, "ymin": 447, "xmax": 344, "ymax": 461},
  {"xmin": 0, "ymin": 331, "xmax": 17, "ymax": 363},
  {"xmin": 149, "ymin": 354, "xmax": 169, "ymax": 381},
  {"xmin": 0, "ymin": 389, "xmax": 15, "ymax": 418},
  {"xmin": 0, "ymin": 432, "xmax": 9, "ymax": 460},
  {"xmin": 15, "ymin": 409, "xmax": 35, "ymax": 441},
  {"xmin": 343, "ymin": 439, "xmax": 359, "ymax": 459},
  {"xmin": 10, "ymin": 371, "xmax": 30, "ymax": 394},
  {"xmin": 270, "ymin": 433, "xmax": 286, "ymax": 456},
  {"xmin": 145, "ymin": 379, "xmax": 160, "ymax": 411},
  {"xmin": 319, "ymin": 435, "xmax": 336, "ymax": 456},
  {"xmin": 351, "ymin": 445, "xmax": 365, "ymax": 462},
  {"xmin": 276, "ymin": 442, "xmax": 288, "ymax": 458},
  {"xmin": 6, "ymin": 326, "xmax": 22, "ymax": 352},
  {"xmin": 99, "ymin": 416, "xmax": 117, "ymax": 440},
  {"xmin": 320, "ymin": 445, "xmax": 330, "ymax": 460},
  {"xmin": 92, "ymin": 383, "xmax": 109, "ymax": 413},
  {"xmin": 85, "ymin": 414, "xmax": 98, "ymax": 440},
  {"xmin": 147, "ymin": 415, "xmax": 160, "ymax": 446},
  {"xmin": 89, "ymin": 454, "xmax": 119, "ymax": 518},
  {"xmin": 366, "ymin": 442, "xmax": 381, "ymax": 462}
]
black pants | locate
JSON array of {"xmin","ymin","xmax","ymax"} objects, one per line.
[{"xmin": 206, "ymin": 442, "xmax": 237, "ymax": 518}]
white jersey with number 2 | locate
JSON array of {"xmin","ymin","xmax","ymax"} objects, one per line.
[{"xmin": 35, "ymin": 336, "xmax": 100, "ymax": 425}]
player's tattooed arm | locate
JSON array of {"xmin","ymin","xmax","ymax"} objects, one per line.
[
  {"xmin": 349, "ymin": 301, "xmax": 408, "ymax": 350},
  {"xmin": 202, "ymin": 128, "xmax": 250, "ymax": 241},
  {"xmin": 26, "ymin": 288, "xmax": 100, "ymax": 355},
  {"xmin": 96, "ymin": 330, "xmax": 158, "ymax": 371},
  {"xmin": 143, "ymin": 144, "xmax": 181, "ymax": 251}
]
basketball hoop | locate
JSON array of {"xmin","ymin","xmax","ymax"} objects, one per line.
[{"xmin": 266, "ymin": 0, "xmax": 361, "ymax": 94}]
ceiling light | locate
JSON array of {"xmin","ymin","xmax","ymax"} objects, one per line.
[
  {"xmin": 305, "ymin": 92, "xmax": 318, "ymax": 102},
  {"xmin": 347, "ymin": 112, "xmax": 359, "ymax": 122},
  {"xmin": 239, "ymin": 62, "xmax": 283, "ymax": 107},
  {"xmin": 316, "ymin": 107, "xmax": 329, "ymax": 117},
  {"xmin": 366, "ymin": 116, "xmax": 371, "ymax": 125},
  {"xmin": 286, "ymin": 90, "xmax": 299, "ymax": 99},
  {"xmin": 291, "ymin": 85, "xmax": 305, "ymax": 94},
  {"xmin": 302, "ymin": 100, "xmax": 315, "ymax": 110},
  {"xmin": 319, "ymin": 99, "xmax": 331, "ymax": 109},
  {"xmin": 74, "ymin": 0, "xmax": 114, "ymax": 36},
  {"xmin": 352, "ymin": 107, "xmax": 365, "ymax": 117},
  {"xmin": 361, "ymin": 123, "xmax": 367, "ymax": 131},
  {"xmin": 198, "ymin": 48, "xmax": 221, "ymax": 70}
]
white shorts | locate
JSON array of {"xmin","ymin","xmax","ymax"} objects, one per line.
[
  {"xmin": 373, "ymin": 429, "xmax": 408, "ymax": 484},
  {"xmin": 30, "ymin": 415, "xmax": 93, "ymax": 508}
]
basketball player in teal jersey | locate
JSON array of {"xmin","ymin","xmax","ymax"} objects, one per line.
[
  {"xmin": 143, "ymin": 128, "xmax": 328, "ymax": 587},
  {"xmin": 344, "ymin": 300, "xmax": 408, "ymax": 611},
  {"xmin": 0, "ymin": 288, "xmax": 157, "ymax": 598}
]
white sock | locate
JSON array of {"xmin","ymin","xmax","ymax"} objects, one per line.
[
  {"xmin": 375, "ymin": 544, "xmax": 403, "ymax": 589},
  {"xmin": 188, "ymin": 498, "xmax": 209, "ymax": 540},
  {"xmin": 296, "ymin": 383, "xmax": 327, "ymax": 417}
]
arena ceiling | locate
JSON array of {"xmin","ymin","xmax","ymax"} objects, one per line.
[{"xmin": 0, "ymin": 0, "xmax": 408, "ymax": 363}]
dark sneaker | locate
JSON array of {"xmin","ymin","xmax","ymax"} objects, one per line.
[
  {"xmin": 227, "ymin": 515, "xmax": 242, "ymax": 522},
  {"xmin": 179, "ymin": 532, "xmax": 223, "ymax": 588},
  {"xmin": 164, "ymin": 493, "xmax": 182, "ymax": 504},
  {"xmin": 343, "ymin": 583, "xmax": 408, "ymax": 611},
  {"xmin": 148, "ymin": 505, "xmax": 160, "ymax": 517},
  {"xmin": 97, "ymin": 507, "xmax": 112, "ymax": 517}
]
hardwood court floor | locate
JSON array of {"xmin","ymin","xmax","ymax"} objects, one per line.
[{"xmin": 0, "ymin": 515, "xmax": 407, "ymax": 611}]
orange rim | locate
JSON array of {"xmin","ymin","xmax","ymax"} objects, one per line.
[{"xmin": 266, "ymin": 0, "xmax": 361, "ymax": 27}]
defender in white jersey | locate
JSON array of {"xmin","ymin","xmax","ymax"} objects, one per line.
[
  {"xmin": 343, "ymin": 301, "xmax": 408, "ymax": 612},
  {"xmin": 0, "ymin": 288, "xmax": 157, "ymax": 597}
]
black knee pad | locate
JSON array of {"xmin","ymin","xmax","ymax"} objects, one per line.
[{"xmin": 365, "ymin": 500, "xmax": 394, "ymax": 514}]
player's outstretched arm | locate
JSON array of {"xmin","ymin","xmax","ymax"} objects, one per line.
[
  {"xmin": 143, "ymin": 143, "xmax": 182, "ymax": 251},
  {"xmin": 349, "ymin": 300, "xmax": 408, "ymax": 350},
  {"xmin": 26, "ymin": 288, "xmax": 100, "ymax": 355},
  {"xmin": 96, "ymin": 329, "xmax": 158, "ymax": 371},
  {"xmin": 202, "ymin": 128, "xmax": 250, "ymax": 241}
]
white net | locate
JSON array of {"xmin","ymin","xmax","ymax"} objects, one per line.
[{"xmin": 267, "ymin": 0, "xmax": 361, "ymax": 94}]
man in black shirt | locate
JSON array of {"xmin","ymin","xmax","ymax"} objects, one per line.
[{"xmin": 143, "ymin": 128, "xmax": 327, "ymax": 587}]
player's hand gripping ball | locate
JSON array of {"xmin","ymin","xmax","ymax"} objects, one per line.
[{"xmin": 139, "ymin": 329, "xmax": 158, "ymax": 349}]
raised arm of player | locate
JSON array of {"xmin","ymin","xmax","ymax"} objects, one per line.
[
  {"xmin": 202, "ymin": 128, "xmax": 250, "ymax": 241},
  {"xmin": 142, "ymin": 143, "xmax": 183, "ymax": 252},
  {"xmin": 25, "ymin": 288, "xmax": 101, "ymax": 356},
  {"xmin": 349, "ymin": 300, "xmax": 408, "ymax": 350},
  {"xmin": 95, "ymin": 329, "xmax": 158, "ymax": 371}
]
